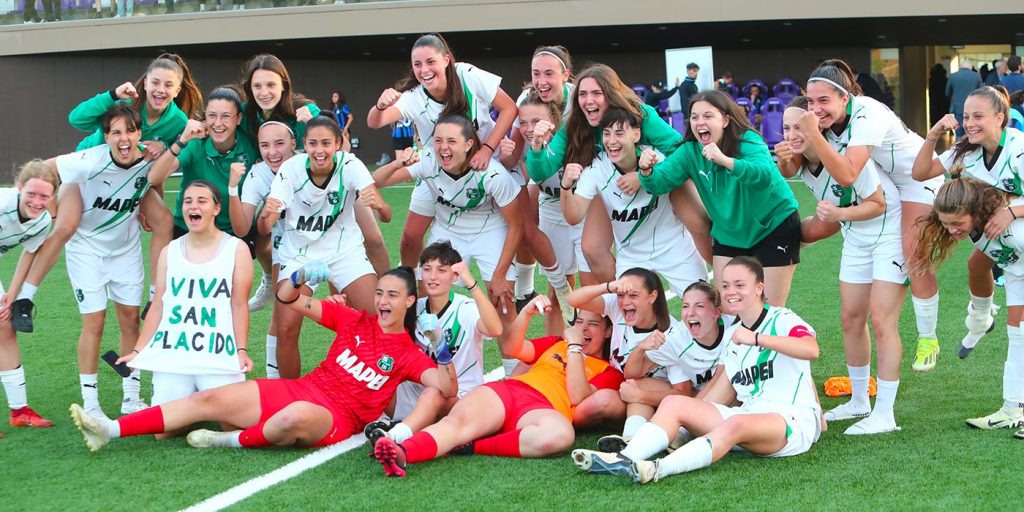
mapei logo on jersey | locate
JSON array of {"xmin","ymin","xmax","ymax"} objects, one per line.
[
  {"xmin": 134, "ymin": 177, "xmax": 146, "ymax": 190},
  {"xmin": 731, "ymin": 357, "xmax": 775, "ymax": 387},
  {"xmin": 695, "ymin": 369, "xmax": 714, "ymax": 386},
  {"xmin": 295, "ymin": 212, "xmax": 339, "ymax": 232},
  {"xmin": 612, "ymin": 196, "xmax": 659, "ymax": 222},
  {"xmin": 327, "ymin": 191, "xmax": 340, "ymax": 205},
  {"xmin": 92, "ymin": 196, "xmax": 141, "ymax": 213},
  {"xmin": 334, "ymin": 348, "xmax": 390, "ymax": 390}
]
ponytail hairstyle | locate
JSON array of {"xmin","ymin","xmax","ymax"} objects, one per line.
[
  {"xmin": 434, "ymin": 114, "xmax": 482, "ymax": 167},
  {"xmin": 519, "ymin": 88, "xmax": 563, "ymax": 131},
  {"xmin": 683, "ymin": 90, "xmax": 756, "ymax": 156},
  {"xmin": 16, "ymin": 159, "xmax": 59, "ymax": 193},
  {"xmin": 724, "ymin": 256, "xmax": 767, "ymax": 304},
  {"xmin": 183, "ymin": 179, "xmax": 223, "ymax": 206},
  {"xmin": 527, "ymin": 45, "xmax": 574, "ymax": 110},
  {"xmin": 132, "ymin": 53, "xmax": 202, "ymax": 119},
  {"xmin": 807, "ymin": 58, "xmax": 863, "ymax": 99},
  {"xmin": 382, "ymin": 266, "xmax": 419, "ymax": 336},
  {"xmin": 566, "ymin": 64, "xmax": 643, "ymax": 168},
  {"xmin": 303, "ymin": 115, "xmax": 343, "ymax": 144},
  {"xmin": 913, "ymin": 177, "xmax": 1010, "ymax": 274},
  {"xmin": 683, "ymin": 280, "xmax": 722, "ymax": 310},
  {"xmin": 206, "ymin": 85, "xmax": 245, "ymax": 116},
  {"xmin": 242, "ymin": 54, "xmax": 315, "ymax": 136},
  {"xmin": 619, "ymin": 267, "xmax": 671, "ymax": 332},
  {"xmin": 949, "ymin": 85, "xmax": 1012, "ymax": 167},
  {"xmin": 396, "ymin": 34, "xmax": 469, "ymax": 119}
]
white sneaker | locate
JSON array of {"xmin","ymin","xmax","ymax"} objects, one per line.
[
  {"xmin": 823, "ymin": 401, "xmax": 871, "ymax": 422},
  {"xmin": 70, "ymin": 403, "xmax": 111, "ymax": 452},
  {"xmin": 187, "ymin": 429, "xmax": 240, "ymax": 448},
  {"xmin": 965, "ymin": 406, "xmax": 1024, "ymax": 430},
  {"xmin": 844, "ymin": 413, "xmax": 901, "ymax": 436},
  {"xmin": 960, "ymin": 303, "xmax": 999, "ymax": 359},
  {"xmin": 631, "ymin": 459, "xmax": 660, "ymax": 484},
  {"xmin": 248, "ymin": 278, "xmax": 274, "ymax": 311},
  {"xmin": 551, "ymin": 282, "xmax": 576, "ymax": 326},
  {"xmin": 571, "ymin": 449, "xmax": 633, "ymax": 476},
  {"xmin": 120, "ymin": 398, "xmax": 148, "ymax": 415},
  {"xmin": 84, "ymin": 404, "xmax": 111, "ymax": 423}
]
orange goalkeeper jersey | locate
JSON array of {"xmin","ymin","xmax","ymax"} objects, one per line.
[{"xmin": 512, "ymin": 336, "xmax": 623, "ymax": 420}]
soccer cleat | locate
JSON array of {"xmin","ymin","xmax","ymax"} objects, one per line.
[
  {"xmin": 120, "ymin": 398, "xmax": 148, "ymax": 415},
  {"xmin": 10, "ymin": 406, "xmax": 53, "ymax": 428},
  {"xmin": 823, "ymin": 401, "xmax": 871, "ymax": 422},
  {"xmin": 631, "ymin": 459, "xmax": 660, "ymax": 484},
  {"xmin": 363, "ymin": 420, "xmax": 391, "ymax": 440},
  {"xmin": 514, "ymin": 291, "xmax": 538, "ymax": 314},
  {"xmin": 11, "ymin": 298, "xmax": 35, "ymax": 333},
  {"xmin": 965, "ymin": 406, "xmax": 1024, "ymax": 430},
  {"xmin": 570, "ymin": 449, "xmax": 633, "ymax": 476},
  {"xmin": 69, "ymin": 403, "xmax": 110, "ymax": 452},
  {"xmin": 551, "ymin": 282, "xmax": 576, "ymax": 326},
  {"xmin": 248, "ymin": 279, "xmax": 274, "ymax": 312},
  {"xmin": 187, "ymin": 429, "xmax": 239, "ymax": 448},
  {"xmin": 1015, "ymin": 426, "xmax": 1024, "ymax": 439},
  {"xmin": 373, "ymin": 436, "xmax": 408, "ymax": 477},
  {"xmin": 843, "ymin": 414, "xmax": 901, "ymax": 436},
  {"xmin": 995, "ymin": 275, "xmax": 1006, "ymax": 288},
  {"xmin": 960, "ymin": 303, "xmax": 999, "ymax": 359},
  {"xmin": 667, "ymin": 428, "xmax": 692, "ymax": 453},
  {"xmin": 596, "ymin": 434, "xmax": 630, "ymax": 453},
  {"xmin": 912, "ymin": 338, "xmax": 939, "ymax": 372}
]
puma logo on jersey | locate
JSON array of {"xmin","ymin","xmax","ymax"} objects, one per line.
[
  {"xmin": 776, "ymin": 245, "xmax": 788, "ymax": 253},
  {"xmin": 301, "ymin": 200, "xmax": 313, "ymax": 207},
  {"xmin": 612, "ymin": 191, "xmax": 624, "ymax": 199},
  {"xmin": 611, "ymin": 196, "xmax": 659, "ymax": 222},
  {"xmin": 102, "ymin": 180, "xmax": 112, "ymax": 186},
  {"xmin": 697, "ymin": 169, "xmax": 710, "ymax": 180},
  {"xmin": 334, "ymin": 347, "xmax": 390, "ymax": 390},
  {"xmin": 92, "ymin": 196, "xmax": 141, "ymax": 213},
  {"xmin": 891, "ymin": 260, "xmax": 905, "ymax": 271},
  {"xmin": 732, "ymin": 359, "xmax": 775, "ymax": 386},
  {"xmin": 295, "ymin": 213, "xmax": 339, "ymax": 232},
  {"xmin": 923, "ymin": 186, "xmax": 936, "ymax": 194},
  {"xmin": 552, "ymin": 353, "xmax": 568, "ymax": 370},
  {"xmin": 355, "ymin": 335, "xmax": 365, "ymax": 347}
]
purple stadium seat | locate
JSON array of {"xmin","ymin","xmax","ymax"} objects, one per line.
[
  {"xmin": 725, "ymin": 83, "xmax": 740, "ymax": 99},
  {"xmin": 659, "ymin": 99, "xmax": 669, "ymax": 112},
  {"xmin": 734, "ymin": 97, "xmax": 755, "ymax": 126},
  {"xmin": 742, "ymin": 79, "xmax": 768, "ymax": 98},
  {"xmin": 773, "ymin": 78, "xmax": 800, "ymax": 105},
  {"xmin": 761, "ymin": 97, "xmax": 785, "ymax": 147},
  {"xmin": 670, "ymin": 111, "xmax": 687, "ymax": 136},
  {"xmin": 632, "ymin": 83, "xmax": 649, "ymax": 100}
]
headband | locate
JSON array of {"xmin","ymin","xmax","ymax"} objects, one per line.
[
  {"xmin": 807, "ymin": 77, "xmax": 850, "ymax": 98},
  {"xmin": 534, "ymin": 50, "xmax": 568, "ymax": 72},
  {"xmin": 259, "ymin": 120, "xmax": 296, "ymax": 138}
]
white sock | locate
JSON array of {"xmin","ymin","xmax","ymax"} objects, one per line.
[
  {"xmin": 622, "ymin": 415, "xmax": 648, "ymax": 438},
  {"xmin": 873, "ymin": 378, "xmax": 900, "ymax": 419},
  {"xmin": 0, "ymin": 366, "xmax": 27, "ymax": 409},
  {"xmin": 970, "ymin": 293, "xmax": 994, "ymax": 315},
  {"xmin": 848, "ymin": 364, "xmax": 871, "ymax": 409},
  {"xmin": 80, "ymin": 374, "xmax": 100, "ymax": 409},
  {"xmin": 266, "ymin": 335, "xmax": 279, "ymax": 379},
  {"xmin": 262, "ymin": 272, "xmax": 273, "ymax": 286},
  {"xmin": 541, "ymin": 263, "xmax": 569, "ymax": 290},
  {"xmin": 15, "ymin": 283, "xmax": 37, "ymax": 302},
  {"xmin": 148, "ymin": 285, "xmax": 156, "ymax": 302},
  {"xmin": 502, "ymin": 358, "xmax": 520, "ymax": 378},
  {"xmin": 1003, "ymin": 326, "xmax": 1024, "ymax": 408},
  {"xmin": 656, "ymin": 436, "xmax": 714, "ymax": 478},
  {"xmin": 226, "ymin": 431, "xmax": 242, "ymax": 447},
  {"xmin": 514, "ymin": 262, "xmax": 536, "ymax": 299},
  {"xmin": 912, "ymin": 293, "xmax": 939, "ymax": 339},
  {"xmin": 388, "ymin": 422, "xmax": 414, "ymax": 443},
  {"xmin": 621, "ymin": 422, "xmax": 670, "ymax": 461},
  {"xmin": 122, "ymin": 369, "xmax": 141, "ymax": 401}
]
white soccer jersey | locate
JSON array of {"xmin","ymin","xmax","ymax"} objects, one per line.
[
  {"xmin": 269, "ymin": 152, "xmax": 374, "ymax": 262},
  {"xmin": 797, "ymin": 158, "xmax": 902, "ymax": 246},
  {"xmin": 395, "ymin": 62, "xmax": 501, "ymax": 149},
  {"xmin": 722, "ymin": 306, "xmax": 819, "ymax": 411},
  {"xmin": 825, "ymin": 95, "xmax": 930, "ymax": 179},
  {"xmin": 241, "ymin": 161, "xmax": 285, "ymax": 254},
  {"xmin": 413, "ymin": 293, "xmax": 490, "ymax": 392},
  {"xmin": 512, "ymin": 83, "xmax": 575, "ymax": 128},
  {"xmin": 56, "ymin": 145, "xmax": 151, "ymax": 257},
  {"xmin": 646, "ymin": 320, "xmax": 733, "ymax": 390},
  {"xmin": 970, "ymin": 205, "xmax": 1024, "ymax": 279},
  {"xmin": 575, "ymin": 149, "xmax": 688, "ymax": 260},
  {"xmin": 406, "ymin": 154, "xmax": 519, "ymax": 236},
  {"xmin": 602, "ymin": 294, "xmax": 682, "ymax": 378},
  {"xmin": 939, "ymin": 127, "xmax": 1024, "ymax": 195},
  {"xmin": 0, "ymin": 188, "xmax": 51, "ymax": 257}
]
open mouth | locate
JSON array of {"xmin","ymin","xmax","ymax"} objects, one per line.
[
  {"xmin": 378, "ymin": 305, "xmax": 392, "ymax": 321},
  {"xmin": 687, "ymin": 319, "xmax": 702, "ymax": 337},
  {"xmin": 150, "ymin": 94, "xmax": 167, "ymax": 108},
  {"xmin": 257, "ymin": 95, "xmax": 275, "ymax": 108},
  {"xmin": 186, "ymin": 212, "xmax": 203, "ymax": 225},
  {"xmin": 419, "ymin": 72, "xmax": 436, "ymax": 87},
  {"xmin": 696, "ymin": 128, "xmax": 712, "ymax": 145},
  {"xmin": 623, "ymin": 307, "xmax": 637, "ymax": 324},
  {"xmin": 536, "ymin": 84, "xmax": 552, "ymax": 100},
  {"xmin": 311, "ymin": 153, "xmax": 330, "ymax": 167},
  {"xmin": 439, "ymin": 151, "xmax": 453, "ymax": 167},
  {"xmin": 606, "ymin": 144, "xmax": 623, "ymax": 160},
  {"xmin": 23, "ymin": 203, "xmax": 45, "ymax": 217},
  {"xmin": 265, "ymin": 155, "xmax": 285, "ymax": 168},
  {"xmin": 117, "ymin": 142, "xmax": 132, "ymax": 160},
  {"xmin": 584, "ymin": 106, "xmax": 601, "ymax": 125},
  {"xmin": 210, "ymin": 125, "xmax": 227, "ymax": 137}
]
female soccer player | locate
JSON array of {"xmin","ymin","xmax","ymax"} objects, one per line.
[
  {"xmin": 0, "ymin": 161, "xmax": 60, "ymax": 432},
  {"xmin": 572, "ymin": 256, "xmax": 822, "ymax": 483},
  {"xmin": 240, "ymin": 54, "xmax": 321, "ymax": 149},
  {"xmin": 54, "ymin": 105, "xmax": 154, "ymax": 419},
  {"xmin": 911, "ymin": 86, "xmax": 1023, "ymax": 358},
  {"xmin": 117, "ymin": 181, "xmax": 252, "ymax": 437},
  {"xmin": 790, "ymin": 59, "xmax": 944, "ymax": 372},
  {"xmin": 562, "ymin": 108, "xmax": 707, "ymax": 294},
  {"xmin": 366, "ymin": 33, "xmax": 518, "ymax": 278},
  {"xmin": 70, "ymin": 265, "xmax": 455, "ymax": 451},
  {"xmin": 371, "ymin": 295, "xmax": 623, "ymax": 477},
  {"xmin": 779, "ymin": 98, "xmax": 908, "ymax": 435},
  {"xmin": 913, "ymin": 177, "xmax": 1024, "ymax": 439},
  {"xmin": 257, "ymin": 117, "xmax": 388, "ymax": 379},
  {"xmin": 639, "ymin": 90, "xmax": 800, "ymax": 306}
]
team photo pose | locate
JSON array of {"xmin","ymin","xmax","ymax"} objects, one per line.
[
  {"xmin": 371, "ymin": 295, "xmax": 623, "ymax": 477},
  {"xmin": 639, "ymin": 90, "xmax": 800, "ymax": 306},
  {"xmin": 914, "ymin": 177, "xmax": 1024, "ymax": 439},
  {"xmin": 572, "ymin": 257, "xmax": 822, "ymax": 483},
  {"xmin": 54, "ymin": 105, "xmax": 155, "ymax": 419},
  {"xmin": 912, "ymin": 86, "xmax": 1023, "ymax": 358},
  {"xmin": 258, "ymin": 117, "xmax": 388, "ymax": 379},
  {"xmin": 562, "ymin": 108, "xmax": 707, "ymax": 294},
  {"xmin": 70, "ymin": 265, "xmax": 454, "ymax": 451},
  {"xmin": 0, "ymin": 161, "xmax": 61, "ymax": 434},
  {"xmin": 793, "ymin": 59, "xmax": 944, "ymax": 372},
  {"xmin": 779, "ymin": 98, "xmax": 908, "ymax": 435},
  {"xmin": 117, "ymin": 181, "xmax": 252, "ymax": 438}
]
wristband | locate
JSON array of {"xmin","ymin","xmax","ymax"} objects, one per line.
[
  {"xmin": 567, "ymin": 343, "xmax": 583, "ymax": 348},
  {"xmin": 131, "ymin": 349, "xmax": 140, "ymax": 354},
  {"xmin": 560, "ymin": 181, "xmax": 574, "ymax": 191},
  {"xmin": 375, "ymin": 104, "xmax": 388, "ymax": 111},
  {"xmin": 275, "ymin": 291, "xmax": 299, "ymax": 304},
  {"xmin": 176, "ymin": 137, "xmax": 188, "ymax": 147},
  {"xmin": 482, "ymin": 142, "xmax": 495, "ymax": 152},
  {"xmin": 1010, "ymin": 207, "xmax": 1018, "ymax": 220},
  {"xmin": 606, "ymin": 282, "xmax": 612, "ymax": 293},
  {"xmin": 466, "ymin": 281, "xmax": 478, "ymax": 292},
  {"xmin": 755, "ymin": 332, "xmax": 760, "ymax": 347},
  {"xmin": 568, "ymin": 345, "xmax": 584, "ymax": 354},
  {"xmin": 228, "ymin": 185, "xmax": 239, "ymax": 197},
  {"xmin": 237, "ymin": 348, "xmax": 248, "ymax": 352},
  {"xmin": 170, "ymin": 146, "xmax": 181, "ymax": 157}
]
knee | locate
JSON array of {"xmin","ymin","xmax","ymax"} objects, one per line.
[
  {"xmin": 967, "ymin": 251, "xmax": 993, "ymax": 273},
  {"xmin": 840, "ymin": 308, "xmax": 866, "ymax": 333},
  {"xmin": 271, "ymin": 409, "xmax": 310, "ymax": 433},
  {"xmin": 659, "ymin": 394, "xmax": 689, "ymax": 412},
  {"xmin": 188, "ymin": 388, "xmax": 220, "ymax": 410},
  {"xmin": 535, "ymin": 424, "xmax": 575, "ymax": 455},
  {"xmin": 579, "ymin": 389, "xmax": 625, "ymax": 419},
  {"xmin": 419, "ymin": 386, "xmax": 446, "ymax": 409},
  {"xmin": 869, "ymin": 315, "xmax": 898, "ymax": 345}
]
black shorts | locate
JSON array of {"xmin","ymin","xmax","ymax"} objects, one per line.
[
  {"xmin": 173, "ymin": 224, "xmax": 258, "ymax": 259},
  {"xmin": 392, "ymin": 137, "xmax": 414, "ymax": 150},
  {"xmin": 712, "ymin": 210, "xmax": 801, "ymax": 267}
]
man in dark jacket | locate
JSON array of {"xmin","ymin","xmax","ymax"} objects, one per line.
[{"xmin": 678, "ymin": 63, "xmax": 700, "ymax": 118}]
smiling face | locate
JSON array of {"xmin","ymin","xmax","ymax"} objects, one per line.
[
  {"xmin": 806, "ymin": 81, "xmax": 849, "ymax": 131},
  {"xmin": 782, "ymin": 107, "xmax": 811, "ymax": 155},
  {"xmin": 258, "ymin": 124, "xmax": 296, "ymax": 172},
  {"xmin": 411, "ymin": 45, "xmax": 450, "ymax": 96},
  {"xmin": 251, "ymin": 69, "xmax": 284, "ymax": 113},
  {"xmin": 182, "ymin": 185, "xmax": 221, "ymax": 232},
  {"xmin": 376, "ymin": 274, "xmax": 416, "ymax": 330},
  {"xmin": 616, "ymin": 275, "xmax": 657, "ymax": 327},
  {"xmin": 601, "ymin": 120, "xmax": 641, "ymax": 167},
  {"xmin": 517, "ymin": 103, "xmax": 555, "ymax": 143},
  {"xmin": 719, "ymin": 264, "xmax": 764, "ymax": 316},
  {"xmin": 204, "ymin": 99, "xmax": 241, "ymax": 147},
  {"xmin": 937, "ymin": 210, "xmax": 976, "ymax": 240},
  {"xmin": 689, "ymin": 100, "xmax": 729, "ymax": 146},
  {"xmin": 577, "ymin": 77, "xmax": 607, "ymax": 127},
  {"xmin": 304, "ymin": 126, "xmax": 341, "ymax": 172},
  {"xmin": 531, "ymin": 53, "xmax": 569, "ymax": 103},
  {"xmin": 419, "ymin": 258, "xmax": 456, "ymax": 298},
  {"xmin": 144, "ymin": 67, "xmax": 181, "ymax": 114},
  {"xmin": 962, "ymin": 95, "xmax": 1005, "ymax": 147},
  {"xmin": 104, "ymin": 116, "xmax": 142, "ymax": 165},
  {"xmin": 432, "ymin": 122, "xmax": 473, "ymax": 173},
  {"xmin": 681, "ymin": 288, "xmax": 721, "ymax": 340},
  {"xmin": 17, "ymin": 178, "xmax": 55, "ymax": 219},
  {"xmin": 574, "ymin": 309, "xmax": 612, "ymax": 357}
]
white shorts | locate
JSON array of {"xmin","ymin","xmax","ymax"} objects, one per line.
[
  {"xmin": 428, "ymin": 225, "xmax": 516, "ymax": 282},
  {"xmin": 409, "ymin": 181, "xmax": 436, "ymax": 217},
  {"xmin": 1005, "ymin": 272, "xmax": 1024, "ymax": 306},
  {"xmin": 539, "ymin": 218, "xmax": 587, "ymax": 275},
  {"xmin": 66, "ymin": 248, "xmax": 144, "ymax": 313},
  {"xmin": 840, "ymin": 236, "xmax": 908, "ymax": 285},
  {"xmin": 890, "ymin": 172, "xmax": 942, "ymax": 206},
  {"xmin": 278, "ymin": 247, "xmax": 375, "ymax": 292},
  {"xmin": 617, "ymin": 237, "xmax": 708, "ymax": 295},
  {"xmin": 712, "ymin": 401, "xmax": 820, "ymax": 458},
  {"xmin": 392, "ymin": 380, "xmax": 473, "ymax": 421},
  {"xmin": 270, "ymin": 224, "xmax": 285, "ymax": 266},
  {"xmin": 151, "ymin": 372, "xmax": 245, "ymax": 406}
]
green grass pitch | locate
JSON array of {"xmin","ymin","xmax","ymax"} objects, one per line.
[{"xmin": 1, "ymin": 182, "xmax": 1020, "ymax": 510}]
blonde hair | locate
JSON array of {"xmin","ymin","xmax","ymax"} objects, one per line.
[{"xmin": 16, "ymin": 159, "xmax": 59, "ymax": 192}]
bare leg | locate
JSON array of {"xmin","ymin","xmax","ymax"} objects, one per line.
[
  {"xmin": 763, "ymin": 265, "xmax": 796, "ymax": 307},
  {"xmin": 261, "ymin": 401, "xmax": 335, "ymax": 446},
  {"xmin": 572, "ymin": 388, "xmax": 626, "ymax": 428},
  {"xmin": 839, "ymin": 282, "xmax": 872, "ymax": 368},
  {"xmin": 419, "ymin": 385, "xmax": 505, "ymax": 456},
  {"xmin": 340, "ymin": 273, "xmax": 378, "ymax": 313},
  {"xmin": 77, "ymin": 311, "xmax": 106, "ymax": 374},
  {"xmin": 581, "ymin": 197, "xmax": 616, "ymax": 283},
  {"xmin": 274, "ymin": 282, "xmax": 313, "ymax": 379},
  {"xmin": 397, "ymin": 386, "xmax": 455, "ymax": 432},
  {"xmin": 140, "ymin": 189, "xmax": 174, "ymax": 282},
  {"xmin": 355, "ymin": 202, "xmax": 391, "ymax": 276},
  {"xmin": 514, "ymin": 409, "xmax": 575, "ymax": 457},
  {"xmin": 669, "ymin": 182, "xmax": 712, "ymax": 263},
  {"xmin": 400, "ymin": 213, "xmax": 432, "ymax": 268}
]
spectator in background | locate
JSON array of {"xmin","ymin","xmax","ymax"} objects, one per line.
[
  {"xmin": 928, "ymin": 63, "xmax": 949, "ymax": 126},
  {"xmin": 115, "ymin": 0, "xmax": 132, "ymax": 17},
  {"xmin": 979, "ymin": 64, "xmax": 991, "ymax": 84},
  {"xmin": 854, "ymin": 69, "xmax": 887, "ymax": 105},
  {"xmin": 330, "ymin": 90, "xmax": 353, "ymax": 151},
  {"xmin": 1002, "ymin": 56, "xmax": 1024, "ymax": 95},
  {"xmin": 986, "ymin": 59, "xmax": 1007, "ymax": 86},
  {"xmin": 381, "ymin": 117, "xmax": 417, "ymax": 166},
  {"xmin": 23, "ymin": 0, "xmax": 60, "ymax": 22},
  {"xmin": 1009, "ymin": 90, "xmax": 1024, "ymax": 130},
  {"xmin": 946, "ymin": 58, "xmax": 982, "ymax": 137},
  {"xmin": 677, "ymin": 63, "xmax": 699, "ymax": 118},
  {"xmin": 716, "ymin": 71, "xmax": 734, "ymax": 93},
  {"xmin": 746, "ymin": 83, "xmax": 766, "ymax": 126},
  {"xmin": 644, "ymin": 81, "xmax": 678, "ymax": 117}
]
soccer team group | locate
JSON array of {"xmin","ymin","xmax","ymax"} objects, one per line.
[{"xmin": 0, "ymin": 32, "xmax": 1021, "ymax": 484}]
